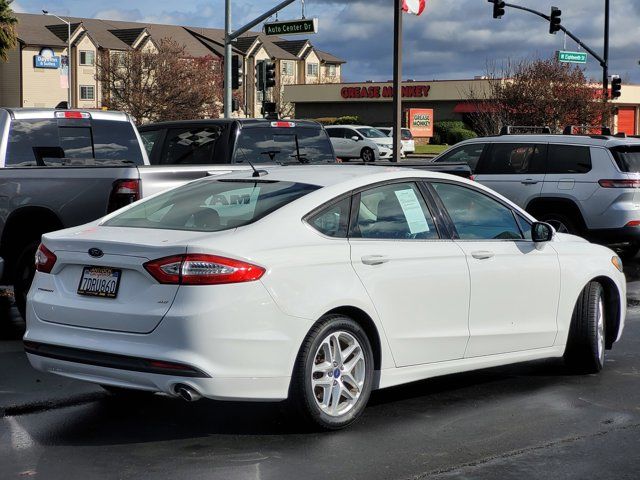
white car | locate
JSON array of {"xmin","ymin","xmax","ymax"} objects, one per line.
[
  {"xmin": 326, "ymin": 125, "xmax": 403, "ymax": 162},
  {"xmin": 378, "ymin": 127, "xmax": 416, "ymax": 154},
  {"xmin": 25, "ymin": 166, "xmax": 626, "ymax": 430}
]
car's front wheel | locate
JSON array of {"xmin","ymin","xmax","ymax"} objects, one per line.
[
  {"xmin": 291, "ymin": 315, "xmax": 374, "ymax": 430},
  {"xmin": 360, "ymin": 147, "xmax": 375, "ymax": 163},
  {"xmin": 564, "ymin": 282, "xmax": 606, "ymax": 374}
]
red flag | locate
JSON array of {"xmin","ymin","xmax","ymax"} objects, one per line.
[{"xmin": 402, "ymin": 0, "xmax": 426, "ymax": 16}]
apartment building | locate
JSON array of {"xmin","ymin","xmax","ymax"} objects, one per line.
[{"xmin": 0, "ymin": 12, "xmax": 345, "ymax": 118}]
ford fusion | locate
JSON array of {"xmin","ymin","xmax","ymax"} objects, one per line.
[{"xmin": 25, "ymin": 166, "xmax": 626, "ymax": 430}]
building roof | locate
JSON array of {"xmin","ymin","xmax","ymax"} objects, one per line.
[
  {"xmin": 274, "ymin": 39, "xmax": 309, "ymax": 57},
  {"xmin": 316, "ymin": 49, "xmax": 345, "ymax": 65},
  {"xmin": 108, "ymin": 27, "xmax": 146, "ymax": 47},
  {"xmin": 45, "ymin": 22, "xmax": 82, "ymax": 42}
]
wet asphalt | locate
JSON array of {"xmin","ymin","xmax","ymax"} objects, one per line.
[{"xmin": 1, "ymin": 277, "xmax": 640, "ymax": 479}]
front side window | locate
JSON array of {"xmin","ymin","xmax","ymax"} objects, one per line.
[
  {"xmin": 352, "ymin": 183, "xmax": 439, "ymax": 240},
  {"xmin": 435, "ymin": 143, "xmax": 487, "ymax": 173},
  {"xmin": 104, "ymin": 179, "xmax": 319, "ymax": 232},
  {"xmin": 478, "ymin": 143, "xmax": 546, "ymax": 175},
  {"xmin": 79, "ymin": 50, "xmax": 95, "ymax": 66},
  {"xmin": 80, "ymin": 85, "xmax": 95, "ymax": 100},
  {"xmin": 432, "ymin": 182, "xmax": 522, "ymax": 240},
  {"xmin": 162, "ymin": 126, "xmax": 225, "ymax": 165},
  {"xmin": 547, "ymin": 145, "xmax": 592, "ymax": 174},
  {"xmin": 307, "ymin": 63, "xmax": 319, "ymax": 76},
  {"xmin": 356, "ymin": 127, "xmax": 387, "ymax": 139},
  {"xmin": 307, "ymin": 197, "xmax": 351, "ymax": 238}
]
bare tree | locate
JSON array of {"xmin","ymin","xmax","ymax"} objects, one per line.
[
  {"xmin": 465, "ymin": 58, "xmax": 612, "ymax": 135},
  {"xmin": 97, "ymin": 39, "xmax": 223, "ymax": 123}
]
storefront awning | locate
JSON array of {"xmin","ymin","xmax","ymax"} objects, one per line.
[{"xmin": 453, "ymin": 102, "xmax": 497, "ymax": 113}]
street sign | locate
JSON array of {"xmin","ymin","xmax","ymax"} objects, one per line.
[
  {"xmin": 558, "ymin": 50, "xmax": 588, "ymax": 64},
  {"xmin": 264, "ymin": 18, "xmax": 318, "ymax": 36}
]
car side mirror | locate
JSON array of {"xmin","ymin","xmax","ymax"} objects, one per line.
[
  {"xmin": 532, "ymin": 222, "xmax": 554, "ymax": 243},
  {"xmin": 351, "ymin": 136, "xmax": 360, "ymax": 142}
]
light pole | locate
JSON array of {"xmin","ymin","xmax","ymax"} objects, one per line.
[{"xmin": 43, "ymin": 10, "xmax": 72, "ymax": 108}]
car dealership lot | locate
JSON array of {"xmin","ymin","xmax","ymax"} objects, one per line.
[{"xmin": 1, "ymin": 272, "xmax": 640, "ymax": 479}]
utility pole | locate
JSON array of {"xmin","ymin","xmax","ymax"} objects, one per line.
[
  {"xmin": 224, "ymin": 0, "xmax": 297, "ymax": 118},
  {"xmin": 392, "ymin": 0, "xmax": 403, "ymax": 163},
  {"xmin": 603, "ymin": 0, "xmax": 610, "ymax": 101},
  {"xmin": 43, "ymin": 10, "xmax": 72, "ymax": 108}
]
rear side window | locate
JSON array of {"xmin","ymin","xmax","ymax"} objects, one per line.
[
  {"xmin": 547, "ymin": 145, "xmax": 592, "ymax": 174},
  {"xmin": 327, "ymin": 128, "xmax": 343, "ymax": 139},
  {"xmin": 435, "ymin": 143, "xmax": 486, "ymax": 173},
  {"xmin": 162, "ymin": 126, "xmax": 226, "ymax": 165},
  {"xmin": 233, "ymin": 127, "xmax": 335, "ymax": 164},
  {"xmin": 610, "ymin": 146, "xmax": 640, "ymax": 172},
  {"xmin": 6, "ymin": 118, "xmax": 144, "ymax": 166},
  {"xmin": 104, "ymin": 179, "xmax": 320, "ymax": 232},
  {"xmin": 401, "ymin": 129, "xmax": 413, "ymax": 140},
  {"xmin": 479, "ymin": 143, "xmax": 547, "ymax": 175},
  {"xmin": 307, "ymin": 197, "xmax": 351, "ymax": 238},
  {"xmin": 140, "ymin": 129, "xmax": 162, "ymax": 157}
]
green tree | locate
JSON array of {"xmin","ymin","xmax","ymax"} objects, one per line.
[{"xmin": 0, "ymin": 0, "xmax": 18, "ymax": 62}]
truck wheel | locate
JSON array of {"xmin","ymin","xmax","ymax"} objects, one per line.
[
  {"xmin": 538, "ymin": 213, "xmax": 580, "ymax": 235},
  {"xmin": 14, "ymin": 241, "xmax": 39, "ymax": 321},
  {"xmin": 564, "ymin": 282, "xmax": 606, "ymax": 374}
]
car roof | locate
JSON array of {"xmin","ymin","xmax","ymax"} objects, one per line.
[
  {"xmin": 457, "ymin": 134, "xmax": 640, "ymax": 148},
  {"xmin": 138, "ymin": 119, "xmax": 323, "ymax": 130},
  {"xmin": 1, "ymin": 108, "xmax": 130, "ymax": 122}
]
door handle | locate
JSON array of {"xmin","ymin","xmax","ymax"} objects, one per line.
[
  {"xmin": 521, "ymin": 179, "xmax": 539, "ymax": 185},
  {"xmin": 471, "ymin": 251, "xmax": 495, "ymax": 260},
  {"xmin": 361, "ymin": 255, "xmax": 389, "ymax": 266}
]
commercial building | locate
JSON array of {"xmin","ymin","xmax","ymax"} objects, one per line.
[
  {"xmin": 0, "ymin": 12, "xmax": 345, "ymax": 118},
  {"xmin": 285, "ymin": 79, "xmax": 640, "ymax": 140}
]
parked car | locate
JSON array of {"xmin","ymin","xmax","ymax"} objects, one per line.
[
  {"xmin": 433, "ymin": 132, "xmax": 640, "ymax": 257},
  {"xmin": 377, "ymin": 127, "xmax": 416, "ymax": 154},
  {"xmin": 326, "ymin": 125, "xmax": 402, "ymax": 162},
  {"xmin": 139, "ymin": 119, "xmax": 336, "ymax": 165},
  {"xmin": 25, "ymin": 165, "xmax": 625, "ymax": 430},
  {"xmin": 0, "ymin": 108, "xmax": 250, "ymax": 319}
]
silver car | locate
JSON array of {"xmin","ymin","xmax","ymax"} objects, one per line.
[{"xmin": 433, "ymin": 132, "xmax": 640, "ymax": 257}]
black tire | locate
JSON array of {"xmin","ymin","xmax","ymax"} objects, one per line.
[
  {"xmin": 564, "ymin": 282, "xmax": 606, "ymax": 374},
  {"xmin": 290, "ymin": 314, "xmax": 374, "ymax": 430},
  {"xmin": 360, "ymin": 147, "xmax": 375, "ymax": 163},
  {"xmin": 537, "ymin": 212, "xmax": 580, "ymax": 235},
  {"xmin": 14, "ymin": 241, "xmax": 40, "ymax": 321}
]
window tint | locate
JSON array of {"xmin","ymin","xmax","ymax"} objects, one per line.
[
  {"xmin": 353, "ymin": 183, "xmax": 438, "ymax": 240},
  {"xmin": 163, "ymin": 126, "xmax": 225, "ymax": 165},
  {"xmin": 104, "ymin": 180, "xmax": 319, "ymax": 232},
  {"xmin": 547, "ymin": 145, "xmax": 592, "ymax": 174},
  {"xmin": 6, "ymin": 118, "xmax": 144, "ymax": 166},
  {"xmin": 436, "ymin": 143, "xmax": 486, "ymax": 172},
  {"xmin": 610, "ymin": 146, "xmax": 640, "ymax": 172},
  {"xmin": 432, "ymin": 183, "xmax": 523, "ymax": 240},
  {"xmin": 479, "ymin": 143, "xmax": 546, "ymax": 174},
  {"xmin": 307, "ymin": 197, "xmax": 351, "ymax": 238},
  {"xmin": 233, "ymin": 127, "xmax": 335, "ymax": 164}
]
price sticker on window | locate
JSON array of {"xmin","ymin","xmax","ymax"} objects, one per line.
[{"xmin": 394, "ymin": 188, "xmax": 430, "ymax": 234}]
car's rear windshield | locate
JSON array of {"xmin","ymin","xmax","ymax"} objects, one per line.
[
  {"xmin": 610, "ymin": 146, "xmax": 640, "ymax": 172},
  {"xmin": 233, "ymin": 127, "xmax": 335, "ymax": 164},
  {"xmin": 5, "ymin": 118, "xmax": 144, "ymax": 166},
  {"xmin": 103, "ymin": 179, "xmax": 320, "ymax": 232}
]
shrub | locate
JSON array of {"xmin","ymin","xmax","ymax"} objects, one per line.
[
  {"xmin": 334, "ymin": 115, "xmax": 363, "ymax": 125},
  {"xmin": 434, "ymin": 120, "xmax": 476, "ymax": 145},
  {"xmin": 448, "ymin": 128, "xmax": 478, "ymax": 144},
  {"xmin": 315, "ymin": 117, "xmax": 337, "ymax": 125}
]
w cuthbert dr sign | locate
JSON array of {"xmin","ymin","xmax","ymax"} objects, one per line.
[{"xmin": 264, "ymin": 18, "xmax": 319, "ymax": 36}]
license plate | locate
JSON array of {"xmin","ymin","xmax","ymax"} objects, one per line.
[{"xmin": 77, "ymin": 266, "xmax": 122, "ymax": 299}]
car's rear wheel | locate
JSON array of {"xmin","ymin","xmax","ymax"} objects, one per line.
[
  {"xmin": 290, "ymin": 315, "xmax": 374, "ymax": 430},
  {"xmin": 360, "ymin": 147, "xmax": 375, "ymax": 163},
  {"xmin": 538, "ymin": 213, "xmax": 580, "ymax": 235},
  {"xmin": 564, "ymin": 282, "xmax": 606, "ymax": 374},
  {"xmin": 14, "ymin": 241, "xmax": 40, "ymax": 321}
]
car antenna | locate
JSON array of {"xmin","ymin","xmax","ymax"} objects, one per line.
[{"xmin": 239, "ymin": 146, "xmax": 268, "ymax": 178}]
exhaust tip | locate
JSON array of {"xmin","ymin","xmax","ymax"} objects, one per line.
[{"xmin": 174, "ymin": 384, "xmax": 202, "ymax": 402}]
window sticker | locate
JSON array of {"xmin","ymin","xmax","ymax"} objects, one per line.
[{"xmin": 394, "ymin": 188, "xmax": 430, "ymax": 234}]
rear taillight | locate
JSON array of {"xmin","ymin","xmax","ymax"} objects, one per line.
[
  {"xmin": 144, "ymin": 254, "xmax": 265, "ymax": 285},
  {"xmin": 626, "ymin": 221, "xmax": 640, "ymax": 227},
  {"xmin": 598, "ymin": 179, "xmax": 640, "ymax": 188},
  {"xmin": 35, "ymin": 244, "xmax": 57, "ymax": 273},
  {"xmin": 55, "ymin": 111, "xmax": 91, "ymax": 119},
  {"xmin": 108, "ymin": 179, "xmax": 141, "ymax": 213},
  {"xmin": 271, "ymin": 121, "xmax": 295, "ymax": 128}
]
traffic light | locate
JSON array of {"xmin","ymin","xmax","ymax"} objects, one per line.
[
  {"xmin": 549, "ymin": 6, "xmax": 562, "ymax": 34},
  {"xmin": 611, "ymin": 76, "xmax": 622, "ymax": 99},
  {"xmin": 256, "ymin": 61, "xmax": 266, "ymax": 92},
  {"xmin": 490, "ymin": 0, "xmax": 505, "ymax": 19},
  {"xmin": 264, "ymin": 61, "xmax": 277, "ymax": 89},
  {"xmin": 231, "ymin": 55, "xmax": 243, "ymax": 90}
]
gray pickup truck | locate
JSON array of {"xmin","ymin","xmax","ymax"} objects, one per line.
[{"xmin": 0, "ymin": 108, "xmax": 248, "ymax": 318}]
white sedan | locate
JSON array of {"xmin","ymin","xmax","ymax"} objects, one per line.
[{"xmin": 25, "ymin": 166, "xmax": 626, "ymax": 430}]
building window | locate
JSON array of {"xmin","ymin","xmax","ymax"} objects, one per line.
[
  {"xmin": 307, "ymin": 63, "xmax": 319, "ymax": 77},
  {"xmin": 113, "ymin": 51, "xmax": 126, "ymax": 67},
  {"xmin": 79, "ymin": 50, "xmax": 95, "ymax": 66},
  {"xmin": 327, "ymin": 64, "xmax": 337, "ymax": 77},
  {"xmin": 281, "ymin": 61, "xmax": 294, "ymax": 76},
  {"xmin": 80, "ymin": 85, "xmax": 95, "ymax": 101}
]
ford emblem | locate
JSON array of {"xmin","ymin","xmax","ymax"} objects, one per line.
[{"xmin": 89, "ymin": 248, "xmax": 104, "ymax": 258}]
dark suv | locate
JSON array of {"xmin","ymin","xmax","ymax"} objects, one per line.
[{"xmin": 139, "ymin": 119, "xmax": 336, "ymax": 166}]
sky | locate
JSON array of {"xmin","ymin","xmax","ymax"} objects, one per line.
[{"xmin": 10, "ymin": 0, "xmax": 640, "ymax": 84}]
